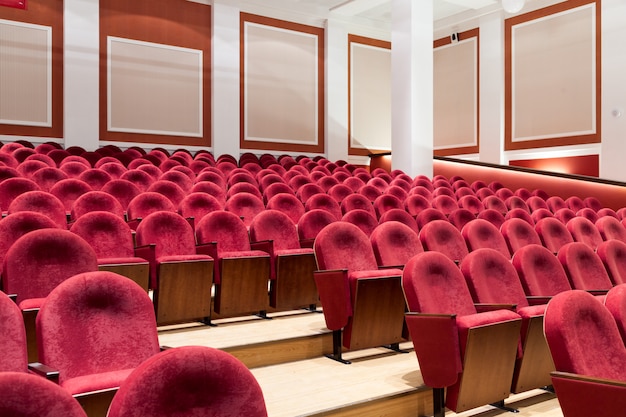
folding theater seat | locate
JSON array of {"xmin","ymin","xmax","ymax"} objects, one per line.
[
  {"xmin": 535, "ymin": 216, "xmax": 574, "ymax": 253},
  {"xmin": 447, "ymin": 208, "xmax": 476, "ymax": 231},
  {"xmin": 7, "ymin": 191, "xmax": 67, "ymax": 229},
  {"xmin": 314, "ymin": 222, "xmax": 406, "ymax": 363},
  {"xmin": 36, "ymin": 271, "xmax": 161, "ymax": 416},
  {"xmin": 70, "ymin": 211, "xmax": 150, "ymax": 291},
  {"xmin": 106, "ymin": 346, "xmax": 267, "ymax": 417},
  {"xmin": 146, "ymin": 180, "xmax": 186, "ymax": 207},
  {"xmin": 530, "ymin": 208, "xmax": 554, "ymax": 223},
  {"xmin": 526, "ymin": 196, "xmax": 549, "ymax": 212},
  {"xmin": 544, "ymin": 290, "xmax": 626, "ymax": 417},
  {"xmin": 454, "ymin": 186, "xmax": 474, "ymax": 199},
  {"xmin": 341, "ymin": 209, "xmax": 378, "ymax": 237},
  {"xmin": 342, "ymin": 176, "xmax": 365, "ymax": 192},
  {"xmin": 378, "ymin": 208, "xmax": 419, "ymax": 233},
  {"xmin": 190, "ymin": 181, "xmax": 226, "ymax": 206},
  {"xmin": 296, "ymin": 183, "xmax": 324, "ymax": 204},
  {"xmin": 0, "ymin": 290, "xmax": 28, "ymax": 373},
  {"xmin": 576, "ymin": 207, "xmax": 599, "ymax": 223},
  {"xmin": 604, "ymin": 283, "xmax": 626, "ymax": 342},
  {"xmin": 266, "ymin": 193, "xmax": 305, "ymax": 225},
  {"xmin": 101, "ymin": 179, "xmax": 141, "ymax": 214},
  {"xmin": 505, "ymin": 196, "xmax": 530, "ymax": 213},
  {"xmin": 249, "ymin": 210, "xmax": 318, "ymax": 311},
  {"xmin": 457, "ymin": 194, "xmax": 484, "ymax": 214},
  {"xmin": 340, "ymin": 193, "xmax": 376, "ymax": 217},
  {"xmin": 403, "ymin": 251, "xmax": 522, "ymax": 416},
  {"xmin": 546, "ymin": 196, "xmax": 568, "ymax": 213},
  {"xmin": 566, "ymin": 196, "xmax": 586, "ymax": 212},
  {"xmin": 419, "ymin": 219, "xmax": 469, "ymax": 263},
  {"xmin": 177, "ymin": 192, "xmax": 222, "ymax": 224},
  {"xmin": 512, "ymin": 244, "xmax": 573, "ymax": 301},
  {"xmin": 460, "ymin": 248, "xmax": 554, "ymax": 393},
  {"xmin": 195, "ymin": 211, "xmax": 270, "ymax": 318},
  {"xmin": 97, "ymin": 162, "xmax": 128, "ymax": 179},
  {"xmin": 224, "ymin": 193, "xmax": 265, "ymax": 228},
  {"xmin": 328, "ymin": 183, "xmax": 353, "ymax": 203},
  {"xmin": 583, "ymin": 196, "xmax": 603, "ymax": 212},
  {"xmin": 370, "ymin": 221, "xmax": 422, "ymax": 268},
  {"xmin": 532, "ymin": 188, "xmax": 550, "ymax": 200},
  {"xmin": 595, "ymin": 215, "xmax": 626, "ymax": 243},
  {"xmin": 495, "ymin": 187, "xmax": 514, "ymax": 200},
  {"xmin": 504, "ymin": 208, "xmax": 534, "ymax": 225},
  {"xmin": 514, "ymin": 187, "xmax": 532, "ymax": 200},
  {"xmin": 0, "ymin": 177, "xmax": 40, "ymax": 212},
  {"xmin": 59, "ymin": 161, "xmax": 90, "ymax": 178},
  {"xmin": 461, "ymin": 218, "xmax": 510, "ymax": 257},
  {"xmin": 297, "ymin": 209, "xmax": 336, "ymax": 248},
  {"xmin": 432, "ymin": 186, "xmax": 455, "ymax": 199},
  {"xmin": 598, "ymin": 207, "xmax": 619, "ymax": 218},
  {"xmin": 372, "ymin": 194, "xmax": 403, "ymax": 219},
  {"xmin": 126, "ymin": 192, "xmax": 176, "ymax": 230},
  {"xmin": 597, "ymin": 239, "xmax": 626, "ymax": 285},
  {"xmin": 70, "ymin": 191, "xmax": 125, "ymax": 221},
  {"xmin": 49, "ymin": 178, "xmax": 93, "ymax": 215},
  {"xmin": 477, "ymin": 208, "xmax": 506, "ymax": 229},
  {"xmin": 262, "ymin": 181, "xmax": 295, "ymax": 203},
  {"xmin": 135, "ymin": 211, "xmax": 213, "ymax": 325},
  {"xmin": 77, "ymin": 168, "xmax": 112, "ymax": 191},
  {"xmin": 557, "ymin": 242, "xmax": 613, "ymax": 294},
  {"xmin": 304, "ymin": 193, "xmax": 342, "ymax": 220},
  {"xmin": 384, "ymin": 185, "xmax": 408, "ymax": 203},
  {"xmin": 0, "ymin": 372, "xmax": 88, "ymax": 417},
  {"xmin": 500, "ymin": 217, "xmax": 542, "ymax": 254},
  {"xmin": 474, "ymin": 186, "xmax": 494, "ymax": 200},
  {"xmin": 3, "ymin": 229, "xmax": 98, "ymax": 361},
  {"xmin": 566, "ymin": 216, "xmax": 603, "ymax": 250},
  {"xmin": 481, "ymin": 195, "xmax": 507, "ymax": 214}
]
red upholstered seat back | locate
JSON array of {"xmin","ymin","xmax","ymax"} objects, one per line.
[
  {"xmin": 597, "ymin": 240, "xmax": 626, "ymax": 285},
  {"xmin": 512, "ymin": 244, "xmax": 572, "ymax": 296},
  {"xmin": 159, "ymin": 170, "xmax": 193, "ymax": 193},
  {"xmin": 3, "ymin": 229, "xmax": 98, "ymax": 304},
  {"xmin": 70, "ymin": 191, "xmax": 125, "ymax": 220},
  {"xmin": 106, "ymin": 346, "xmax": 267, "ymax": 417},
  {"xmin": 535, "ymin": 217, "xmax": 574, "ymax": 253},
  {"xmin": 604, "ymin": 284, "xmax": 626, "ymax": 344},
  {"xmin": 566, "ymin": 216, "xmax": 603, "ymax": 250},
  {"xmin": 0, "ymin": 291, "xmax": 27, "ymax": 373},
  {"xmin": 78, "ymin": 169, "xmax": 112, "ymax": 191},
  {"xmin": 373, "ymin": 194, "xmax": 403, "ymax": 219},
  {"xmin": 419, "ymin": 219, "xmax": 469, "ymax": 262},
  {"xmin": 305, "ymin": 193, "xmax": 342, "ymax": 220},
  {"xmin": 249, "ymin": 210, "xmax": 300, "ymax": 251},
  {"xmin": 136, "ymin": 211, "xmax": 197, "ymax": 257},
  {"xmin": 314, "ymin": 222, "xmax": 378, "ymax": 272},
  {"xmin": 126, "ymin": 192, "xmax": 176, "ymax": 220},
  {"xmin": 482, "ymin": 195, "xmax": 507, "ymax": 214},
  {"xmin": 196, "ymin": 211, "xmax": 251, "ymax": 252},
  {"xmin": 402, "ymin": 251, "xmax": 476, "ymax": 316},
  {"xmin": 70, "ymin": 211, "xmax": 136, "ymax": 258},
  {"xmin": 501, "ymin": 217, "xmax": 542, "ymax": 254},
  {"xmin": 101, "ymin": 179, "xmax": 141, "ymax": 210},
  {"xmin": 266, "ymin": 193, "xmax": 305, "ymax": 224},
  {"xmin": 36, "ymin": 271, "xmax": 160, "ymax": 384},
  {"xmin": 545, "ymin": 290, "xmax": 626, "ymax": 381},
  {"xmin": 341, "ymin": 209, "xmax": 378, "ymax": 237},
  {"xmin": 297, "ymin": 209, "xmax": 336, "ymax": 241},
  {"xmin": 595, "ymin": 216, "xmax": 626, "ymax": 243},
  {"xmin": 461, "ymin": 219, "xmax": 510, "ymax": 258},
  {"xmin": 0, "ymin": 177, "xmax": 40, "ymax": 209},
  {"xmin": 371, "ymin": 221, "xmax": 423, "ymax": 267},
  {"xmin": 341, "ymin": 193, "xmax": 375, "ymax": 217},
  {"xmin": 477, "ymin": 208, "xmax": 506, "ymax": 229},
  {"xmin": 431, "ymin": 194, "xmax": 458, "ymax": 215},
  {"xmin": 49, "ymin": 178, "xmax": 92, "ymax": 211},
  {"xmin": 557, "ymin": 242, "xmax": 612, "ymax": 291},
  {"xmin": 177, "ymin": 192, "xmax": 221, "ymax": 221},
  {"xmin": 224, "ymin": 193, "xmax": 265, "ymax": 227},
  {"xmin": 147, "ymin": 180, "xmax": 186, "ymax": 207},
  {"xmin": 379, "ymin": 208, "xmax": 419, "ymax": 233},
  {"xmin": 7, "ymin": 191, "xmax": 67, "ymax": 229},
  {"xmin": 119, "ymin": 169, "xmax": 154, "ymax": 191},
  {"xmin": 461, "ymin": 248, "xmax": 529, "ymax": 308}
]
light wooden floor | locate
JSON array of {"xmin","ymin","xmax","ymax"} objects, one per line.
[{"xmin": 158, "ymin": 311, "xmax": 563, "ymax": 417}]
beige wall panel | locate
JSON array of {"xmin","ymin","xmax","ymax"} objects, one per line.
[
  {"xmin": 350, "ymin": 43, "xmax": 391, "ymax": 151},
  {"xmin": 244, "ymin": 22, "xmax": 318, "ymax": 145},
  {"xmin": 512, "ymin": 4, "xmax": 595, "ymax": 141},
  {"xmin": 434, "ymin": 38, "xmax": 477, "ymax": 149},
  {"xmin": 0, "ymin": 19, "xmax": 50, "ymax": 126},
  {"xmin": 108, "ymin": 37, "xmax": 202, "ymax": 137}
]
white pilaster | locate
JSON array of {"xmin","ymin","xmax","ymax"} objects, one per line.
[{"xmin": 325, "ymin": 17, "xmax": 349, "ymax": 163}]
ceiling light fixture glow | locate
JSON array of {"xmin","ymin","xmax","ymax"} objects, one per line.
[{"xmin": 501, "ymin": 0, "xmax": 525, "ymax": 13}]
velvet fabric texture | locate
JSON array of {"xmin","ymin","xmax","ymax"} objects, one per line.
[
  {"xmin": 70, "ymin": 191, "xmax": 125, "ymax": 220},
  {"xmin": 373, "ymin": 194, "xmax": 402, "ymax": 219},
  {"xmin": 477, "ymin": 208, "xmax": 507, "ymax": 229},
  {"xmin": 530, "ymin": 208, "xmax": 554, "ymax": 224},
  {"xmin": 119, "ymin": 169, "xmax": 155, "ymax": 191},
  {"xmin": 415, "ymin": 208, "xmax": 447, "ymax": 229},
  {"xmin": 77, "ymin": 168, "xmax": 113, "ymax": 190},
  {"xmin": 304, "ymin": 194, "xmax": 342, "ymax": 220},
  {"xmin": 544, "ymin": 290, "xmax": 626, "ymax": 380},
  {"xmin": 512, "ymin": 244, "xmax": 572, "ymax": 296},
  {"xmin": 266, "ymin": 194, "xmax": 305, "ymax": 224},
  {"xmin": 0, "ymin": 177, "xmax": 40, "ymax": 209},
  {"xmin": 566, "ymin": 196, "xmax": 586, "ymax": 212},
  {"xmin": 482, "ymin": 195, "xmax": 508, "ymax": 214},
  {"xmin": 341, "ymin": 209, "xmax": 378, "ymax": 237},
  {"xmin": 0, "ymin": 372, "xmax": 88, "ymax": 417},
  {"xmin": 566, "ymin": 216, "xmax": 603, "ymax": 250},
  {"xmin": 107, "ymin": 346, "xmax": 267, "ymax": 417},
  {"xmin": 49, "ymin": 178, "xmax": 93, "ymax": 212},
  {"xmin": 178, "ymin": 192, "xmax": 222, "ymax": 222},
  {"xmin": 370, "ymin": 221, "xmax": 423, "ymax": 267},
  {"xmin": 340, "ymin": 193, "xmax": 376, "ymax": 217},
  {"xmin": 431, "ymin": 195, "xmax": 458, "ymax": 215},
  {"xmin": 358, "ymin": 184, "xmax": 383, "ymax": 202},
  {"xmin": 226, "ymin": 182, "xmax": 262, "ymax": 200},
  {"xmin": 191, "ymin": 182, "xmax": 226, "ymax": 205},
  {"xmin": 535, "ymin": 217, "xmax": 574, "ymax": 253},
  {"xmin": 0, "ymin": 291, "xmax": 28, "ymax": 372},
  {"xmin": 404, "ymin": 194, "xmax": 430, "ymax": 217},
  {"xmin": 3, "ymin": 229, "xmax": 98, "ymax": 305},
  {"xmin": 457, "ymin": 195, "xmax": 484, "ymax": 214},
  {"xmin": 604, "ymin": 284, "xmax": 626, "ymax": 343},
  {"xmin": 527, "ymin": 196, "xmax": 549, "ymax": 212},
  {"xmin": 314, "ymin": 221, "xmax": 379, "ymax": 272},
  {"xmin": 596, "ymin": 216, "xmax": 626, "ymax": 243},
  {"xmin": 101, "ymin": 179, "xmax": 141, "ymax": 210},
  {"xmin": 127, "ymin": 192, "xmax": 176, "ymax": 220},
  {"xmin": 447, "ymin": 209, "xmax": 475, "ymax": 232},
  {"xmin": 547, "ymin": 196, "xmax": 568, "ymax": 213},
  {"xmin": 505, "ymin": 196, "xmax": 530, "ymax": 213},
  {"xmin": 378, "ymin": 208, "xmax": 418, "ymax": 233},
  {"xmin": 501, "ymin": 218, "xmax": 542, "ymax": 254},
  {"xmin": 11, "ymin": 185, "xmax": 65, "ymax": 218},
  {"xmin": 36, "ymin": 271, "xmax": 160, "ymax": 394},
  {"xmin": 0, "ymin": 211, "xmax": 61, "ymax": 275},
  {"xmin": 263, "ymin": 182, "xmax": 295, "ymax": 202},
  {"xmin": 557, "ymin": 242, "xmax": 612, "ymax": 291},
  {"xmin": 160, "ymin": 170, "xmax": 193, "ymax": 193},
  {"xmin": 461, "ymin": 219, "xmax": 511, "ymax": 258},
  {"xmin": 327, "ymin": 184, "xmax": 353, "ymax": 203},
  {"xmin": 70, "ymin": 211, "xmax": 138, "ymax": 259},
  {"xmin": 224, "ymin": 193, "xmax": 265, "ymax": 227},
  {"xmin": 504, "ymin": 208, "xmax": 534, "ymax": 225},
  {"xmin": 147, "ymin": 180, "xmax": 186, "ymax": 207},
  {"xmin": 136, "ymin": 211, "xmax": 199, "ymax": 257},
  {"xmin": 597, "ymin": 240, "xmax": 626, "ymax": 285},
  {"xmin": 554, "ymin": 208, "xmax": 576, "ymax": 225},
  {"xmin": 419, "ymin": 220, "xmax": 469, "ymax": 263},
  {"xmin": 297, "ymin": 209, "xmax": 336, "ymax": 241}
]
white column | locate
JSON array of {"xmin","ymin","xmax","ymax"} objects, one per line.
[
  {"xmin": 479, "ymin": 11, "xmax": 505, "ymax": 164},
  {"xmin": 325, "ymin": 18, "xmax": 349, "ymax": 163},
  {"xmin": 391, "ymin": 0, "xmax": 433, "ymax": 177},
  {"xmin": 212, "ymin": 1, "xmax": 241, "ymax": 160},
  {"xmin": 64, "ymin": 0, "xmax": 99, "ymax": 151}
]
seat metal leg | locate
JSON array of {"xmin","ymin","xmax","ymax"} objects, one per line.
[
  {"xmin": 256, "ymin": 310, "xmax": 272, "ymax": 320},
  {"xmin": 324, "ymin": 330, "xmax": 351, "ymax": 364},
  {"xmin": 383, "ymin": 342, "xmax": 409, "ymax": 353},
  {"xmin": 491, "ymin": 400, "xmax": 519, "ymax": 413},
  {"xmin": 433, "ymin": 387, "xmax": 445, "ymax": 417}
]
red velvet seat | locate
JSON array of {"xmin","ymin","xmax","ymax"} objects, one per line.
[
  {"xmin": 419, "ymin": 219, "xmax": 469, "ymax": 263},
  {"xmin": 597, "ymin": 239, "xmax": 626, "ymax": 285},
  {"xmin": 135, "ymin": 211, "xmax": 214, "ymax": 325},
  {"xmin": 475, "ymin": 186, "xmax": 494, "ymax": 200},
  {"xmin": 297, "ymin": 209, "xmax": 336, "ymax": 247},
  {"xmin": 554, "ymin": 207, "xmax": 576, "ymax": 224},
  {"xmin": 566, "ymin": 196, "xmax": 585, "ymax": 212},
  {"xmin": 146, "ymin": 180, "xmax": 187, "ymax": 207},
  {"xmin": 70, "ymin": 191, "xmax": 125, "ymax": 221},
  {"xmin": 495, "ymin": 187, "xmax": 514, "ymax": 200},
  {"xmin": 447, "ymin": 208, "xmax": 476, "ymax": 231},
  {"xmin": 49, "ymin": 178, "xmax": 92, "ymax": 214},
  {"xmin": 404, "ymin": 194, "xmax": 430, "ymax": 217},
  {"xmin": 403, "ymin": 251, "xmax": 522, "ymax": 415},
  {"xmin": 266, "ymin": 193, "xmax": 305, "ymax": 224},
  {"xmin": 195, "ymin": 211, "xmax": 270, "ymax": 317},
  {"xmin": 461, "ymin": 218, "xmax": 510, "ymax": 257},
  {"xmin": 583, "ymin": 196, "xmax": 603, "ymax": 212},
  {"xmin": 504, "ymin": 207, "xmax": 534, "ymax": 225},
  {"xmin": 106, "ymin": 346, "xmax": 267, "ymax": 417},
  {"xmin": 370, "ymin": 221, "xmax": 422, "ymax": 267},
  {"xmin": 0, "ymin": 177, "xmax": 40, "ymax": 211},
  {"xmin": 340, "ymin": 193, "xmax": 376, "ymax": 217},
  {"xmin": 343, "ymin": 176, "xmax": 365, "ymax": 192},
  {"xmin": 482, "ymin": 195, "xmax": 507, "ymax": 214},
  {"xmin": 595, "ymin": 215, "xmax": 626, "ymax": 243},
  {"xmin": 126, "ymin": 192, "xmax": 176, "ymax": 228},
  {"xmin": 341, "ymin": 209, "xmax": 378, "ymax": 237},
  {"xmin": 314, "ymin": 222, "xmax": 405, "ymax": 363},
  {"xmin": 477, "ymin": 208, "xmax": 506, "ymax": 229},
  {"xmin": 70, "ymin": 211, "xmax": 150, "ymax": 291},
  {"xmin": 159, "ymin": 170, "xmax": 193, "ymax": 193},
  {"xmin": 378, "ymin": 208, "xmax": 419, "ymax": 233},
  {"xmin": 557, "ymin": 242, "xmax": 613, "ymax": 293},
  {"xmin": 0, "ymin": 372, "xmax": 87, "ymax": 417},
  {"xmin": 77, "ymin": 168, "xmax": 112, "ymax": 191},
  {"xmin": 327, "ymin": 183, "xmax": 353, "ymax": 203},
  {"xmin": 500, "ymin": 217, "xmax": 542, "ymax": 254},
  {"xmin": 263, "ymin": 181, "xmax": 295, "ymax": 203},
  {"xmin": 576, "ymin": 207, "xmax": 599, "ymax": 223},
  {"xmin": 526, "ymin": 196, "xmax": 549, "ymax": 212},
  {"xmin": 0, "ymin": 290, "xmax": 28, "ymax": 373},
  {"xmin": 304, "ymin": 193, "xmax": 342, "ymax": 220},
  {"xmin": 101, "ymin": 179, "xmax": 141, "ymax": 213},
  {"xmin": 460, "ymin": 248, "xmax": 553, "ymax": 393},
  {"xmin": 546, "ymin": 196, "xmax": 568, "ymax": 213},
  {"xmin": 566, "ymin": 216, "xmax": 603, "ymax": 250},
  {"xmin": 98, "ymin": 162, "xmax": 127, "ymax": 179},
  {"xmin": 544, "ymin": 290, "xmax": 626, "ymax": 417},
  {"xmin": 532, "ymin": 189, "xmax": 549, "ymax": 201},
  {"xmin": 59, "ymin": 161, "xmax": 89, "ymax": 178},
  {"xmin": 604, "ymin": 283, "xmax": 626, "ymax": 343},
  {"xmin": 530, "ymin": 208, "xmax": 553, "ymax": 223},
  {"xmin": 7, "ymin": 191, "xmax": 67, "ymax": 229},
  {"xmin": 224, "ymin": 193, "xmax": 265, "ymax": 227},
  {"xmin": 177, "ymin": 192, "xmax": 222, "ymax": 223},
  {"xmin": 36, "ymin": 271, "xmax": 160, "ymax": 414},
  {"xmin": 250, "ymin": 210, "xmax": 318, "ymax": 311},
  {"xmin": 535, "ymin": 217, "xmax": 574, "ymax": 253},
  {"xmin": 457, "ymin": 194, "xmax": 484, "ymax": 214},
  {"xmin": 372, "ymin": 194, "xmax": 402, "ymax": 219},
  {"xmin": 512, "ymin": 244, "xmax": 572, "ymax": 298}
]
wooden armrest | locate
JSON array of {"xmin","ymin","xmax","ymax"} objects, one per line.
[
  {"xmin": 526, "ymin": 296, "xmax": 552, "ymax": 306},
  {"xmin": 474, "ymin": 303, "xmax": 517, "ymax": 313},
  {"xmin": 250, "ymin": 240, "xmax": 274, "ymax": 256},
  {"xmin": 379, "ymin": 264, "xmax": 404, "ymax": 270},
  {"xmin": 405, "ymin": 312, "xmax": 457, "ymax": 319},
  {"xmin": 28, "ymin": 362, "xmax": 60, "ymax": 382},
  {"xmin": 7, "ymin": 293, "xmax": 17, "ymax": 303},
  {"xmin": 299, "ymin": 238, "xmax": 315, "ymax": 249},
  {"xmin": 551, "ymin": 371, "xmax": 626, "ymax": 388},
  {"xmin": 587, "ymin": 289, "xmax": 609, "ymax": 296}
]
